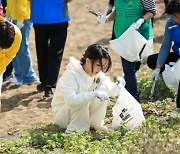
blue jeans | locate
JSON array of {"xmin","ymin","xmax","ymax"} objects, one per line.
[
  {"xmin": 12, "ymin": 19, "xmax": 38, "ymax": 84},
  {"xmin": 121, "ymin": 57, "xmax": 140, "ymax": 102}
]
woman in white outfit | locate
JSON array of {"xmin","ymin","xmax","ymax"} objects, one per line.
[{"xmin": 51, "ymin": 44, "xmax": 124, "ymax": 133}]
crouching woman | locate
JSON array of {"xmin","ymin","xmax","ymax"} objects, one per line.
[{"xmin": 51, "ymin": 44, "xmax": 124, "ymax": 133}]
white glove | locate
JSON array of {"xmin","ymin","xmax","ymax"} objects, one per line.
[
  {"xmin": 116, "ymin": 76, "xmax": 126, "ymax": 87},
  {"xmin": 4, "ymin": 15, "xmax": 11, "ymax": 22},
  {"xmin": 152, "ymin": 68, "xmax": 160, "ymax": 81},
  {"xmin": 98, "ymin": 15, "xmax": 109, "ymax": 24},
  {"xmin": 130, "ymin": 18, "xmax": 145, "ymax": 30},
  {"xmin": 94, "ymin": 91, "xmax": 109, "ymax": 101},
  {"xmin": 16, "ymin": 21, "xmax": 24, "ymax": 29}
]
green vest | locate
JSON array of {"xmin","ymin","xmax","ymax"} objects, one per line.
[{"xmin": 114, "ymin": 0, "xmax": 153, "ymax": 40}]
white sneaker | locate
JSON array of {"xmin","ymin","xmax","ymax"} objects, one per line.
[
  {"xmin": 171, "ymin": 108, "xmax": 180, "ymax": 118},
  {"xmin": 9, "ymin": 77, "xmax": 22, "ymax": 86}
]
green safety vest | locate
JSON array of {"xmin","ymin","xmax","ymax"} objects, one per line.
[{"xmin": 114, "ymin": 0, "xmax": 153, "ymax": 40}]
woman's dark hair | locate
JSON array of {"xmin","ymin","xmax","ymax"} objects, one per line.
[
  {"xmin": 80, "ymin": 44, "xmax": 112, "ymax": 73},
  {"xmin": 165, "ymin": 0, "xmax": 180, "ymax": 14},
  {"xmin": 0, "ymin": 20, "xmax": 15, "ymax": 49}
]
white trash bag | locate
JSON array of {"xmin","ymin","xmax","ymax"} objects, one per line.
[
  {"xmin": 162, "ymin": 58, "xmax": 180, "ymax": 92},
  {"xmin": 109, "ymin": 27, "xmax": 147, "ymax": 62},
  {"xmin": 112, "ymin": 86, "xmax": 145, "ymax": 130}
]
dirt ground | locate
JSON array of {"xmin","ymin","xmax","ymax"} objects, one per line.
[{"xmin": 0, "ymin": 0, "xmax": 167, "ymax": 139}]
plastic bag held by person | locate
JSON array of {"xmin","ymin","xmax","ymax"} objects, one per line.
[
  {"xmin": 162, "ymin": 59, "xmax": 180, "ymax": 92},
  {"xmin": 112, "ymin": 85, "xmax": 145, "ymax": 130}
]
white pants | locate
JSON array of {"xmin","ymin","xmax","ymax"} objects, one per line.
[{"xmin": 53, "ymin": 97, "xmax": 108, "ymax": 132}]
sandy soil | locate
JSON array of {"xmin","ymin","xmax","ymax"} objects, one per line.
[{"xmin": 0, "ymin": 0, "xmax": 167, "ymax": 139}]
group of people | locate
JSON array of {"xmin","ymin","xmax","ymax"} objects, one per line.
[
  {"xmin": 0, "ymin": 0, "xmax": 180, "ymax": 132},
  {"xmin": 0, "ymin": 0, "xmax": 73, "ymax": 112}
]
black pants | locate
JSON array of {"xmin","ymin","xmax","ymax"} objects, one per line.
[
  {"xmin": 147, "ymin": 52, "xmax": 179, "ymax": 71},
  {"xmin": 3, "ymin": 62, "xmax": 13, "ymax": 80},
  {"xmin": 33, "ymin": 22, "xmax": 68, "ymax": 88},
  {"xmin": 147, "ymin": 52, "xmax": 180, "ymax": 108}
]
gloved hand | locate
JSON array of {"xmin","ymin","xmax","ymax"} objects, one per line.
[
  {"xmin": 98, "ymin": 15, "xmax": 109, "ymax": 24},
  {"xmin": 16, "ymin": 21, "xmax": 24, "ymax": 29},
  {"xmin": 130, "ymin": 18, "xmax": 145, "ymax": 30},
  {"xmin": 152, "ymin": 68, "xmax": 160, "ymax": 81},
  {"xmin": 94, "ymin": 91, "xmax": 109, "ymax": 101},
  {"xmin": 4, "ymin": 15, "xmax": 11, "ymax": 22},
  {"xmin": 116, "ymin": 76, "xmax": 126, "ymax": 87}
]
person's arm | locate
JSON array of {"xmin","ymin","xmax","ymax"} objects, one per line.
[
  {"xmin": 17, "ymin": 0, "xmax": 30, "ymax": 21},
  {"xmin": 141, "ymin": 0, "xmax": 156, "ymax": 17},
  {"xmin": 156, "ymin": 20, "xmax": 172, "ymax": 68},
  {"xmin": 106, "ymin": 9, "xmax": 115, "ymax": 21},
  {"xmin": 53, "ymin": 71, "xmax": 96, "ymax": 108}
]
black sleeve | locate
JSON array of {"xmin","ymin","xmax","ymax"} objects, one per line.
[
  {"xmin": 109, "ymin": 0, "xmax": 114, "ymax": 6},
  {"xmin": 1, "ymin": 0, "xmax": 6, "ymax": 13}
]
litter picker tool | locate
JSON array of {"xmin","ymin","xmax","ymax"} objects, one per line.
[
  {"xmin": 149, "ymin": 78, "xmax": 156, "ymax": 99},
  {"xmin": 87, "ymin": 7, "xmax": 101, "ymax": 26}
]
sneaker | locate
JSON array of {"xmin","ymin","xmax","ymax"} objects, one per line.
[
  {"xmin": 44, "ymin": 86, "xmax": 53, "ymax": 97},
  {"xmin": 37, "ymin": 83, "xmax": 45, "ymax": 93},
  {"xmin": 9, "ymin": 76, "xmax": 18, "ymax": 83},
  {"xmin": 9, "ymin": 76, "xmax": 22, "ymax": 86},
  {"xmin": 3, "ymin": 74, "xmax": 13, "ymax": 82},
  {"xmin": 171, "ymin": 108, "xmax": 180, "ymax": 118}
]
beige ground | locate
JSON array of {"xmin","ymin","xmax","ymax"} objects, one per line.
[{"xmin": 0, "ymin": 0, "xmax": 167, "ymax": 139}]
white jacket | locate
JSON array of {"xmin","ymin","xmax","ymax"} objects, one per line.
[{"xmin": 51, "ymin": 57, "xmax": 120, "ymax": 131}]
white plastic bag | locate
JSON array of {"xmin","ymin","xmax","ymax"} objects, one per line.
[
  {"xmin": 112, "ymin": 86, "xmax": 145, "ymax": 130},
  {"xmin": 109, "ymin": 27, "xmax": 147, "ymax": 62},
  {"xmin": 162, "ymin": 58, "xmax": 180, "ymax": 92}
]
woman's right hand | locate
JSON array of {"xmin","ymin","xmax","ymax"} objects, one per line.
[{"xmin": 94, "ymin": 91, "xmax": 109, "ymax": 101}]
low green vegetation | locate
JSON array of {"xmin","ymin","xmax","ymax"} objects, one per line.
[{"xmin": 0, "ymin": 75, "xmax": 180, "ymax": 153}]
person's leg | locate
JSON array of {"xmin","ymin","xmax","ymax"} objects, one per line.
[
  {"xmin": 13, "ymin": 19, "xmax": 38, "ymax": 84},
  {"xmin": 47, "ymin": 22, "xmax": 68, "ymax": 88},
  {"xmin": 33, "ymin": 24, "xmax": 49, "ymax": 89},
  {"xmin": 121, "ymin": 57, "xmax": 139, "ymax": 102},
  {"xmin": 147, "ymin": 53, "xmax": 179, "ymax": 71},
  {"xmin": 3, "ymin": 62, "xmax": 13, "ymax": 81},
  {"xmin": 44, "ymin": 23, "xmax": 68, "ymax": 97},
  {"xmin": 89, "ymin": 98, "xmax": 108, "ymax": 126}
]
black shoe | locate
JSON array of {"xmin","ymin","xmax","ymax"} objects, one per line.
[
  {"xmin": 3, "ymin": 74, "xmax": 13, "ymax": 82},
  {"xmin": 44, "ymin": 86, "xmax": 53, "ymax": 97},
  {"xmin": 37, "ymin": 83, "xmax": 45, "ymax": 93}
]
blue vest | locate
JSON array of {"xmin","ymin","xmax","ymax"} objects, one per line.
[{"xmin": 168, "ymin": 18, "xmax": 180, "ymax": 55}]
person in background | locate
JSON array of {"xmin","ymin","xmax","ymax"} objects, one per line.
[
  {"xmin": 4, "ymin": 0, "xmax": 38, "ymax": 85},
  {"xmin": 0, "ymin": 16, "xmax": 22, "ymax": 112},
  {"xmin": 0, "ymin": 0, "xmax": 14, "ymax": 81},
  {"xmin": 51, "ymin": 44, "xmax": 125, "ymax": 133},
  {"xmin": 147, "ymin": 0, "xmax": 180, "ymax": 118},
  {"xmin": 31, "ymin": 0, "xmax": 73, "ymax": 97},
  {"xmin": 98, "ymin": 0, "xmax": 156, "ymax": 102}
]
